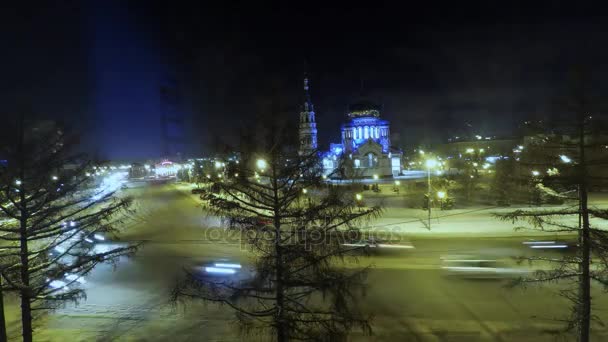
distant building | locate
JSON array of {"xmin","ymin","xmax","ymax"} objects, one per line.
[{"xmin": 297, "ymin": 78, "xmax": 402, "ymax": 178}]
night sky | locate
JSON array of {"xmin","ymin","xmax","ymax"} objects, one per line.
[{"xmin": 2, "ymin": 1, "xmax": 607, "ymax": 160}]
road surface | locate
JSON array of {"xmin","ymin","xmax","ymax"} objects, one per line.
[{"xmin": 5, "ymin": 183, "xmax": 607, "ymax": 341}]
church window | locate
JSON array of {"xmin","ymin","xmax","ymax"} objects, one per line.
[
  {"xmin": 364, "ymin": 126, "xmax": 369, "ymax": 139},
  {"xmin": 358, "ymin": 126, "xmax": 362, "ymax": 139},
  {"xmin": 367, "ymin": 153, "xmax": 377, "ymax": 167},
  {"xmin": 354, "ymin": 159, "xmax": 360, "ymax": 168}
]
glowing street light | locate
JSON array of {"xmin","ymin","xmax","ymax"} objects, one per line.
[
  {"xmin": 465, "ymin": 148, "xmax": 474, "ymax": 154},
  {"xmin": 437, "ymin": 191, "xmax": 446, "ymax": 199},
  {"xmin": 302, "ymin": 188, "xmax": 308, "ymax": 194},
  {"xmin": 15, "ymin": 180, "xmax": 21, "ymax": 186},
  {"xmin": 560, "ymin": 155, "xmax": 572, "ymax": 163},
  {"xmin": 394, "ymin": 180, "xmax": 401, "ymax": 186},
  {"xmin": 373, "ymin": 174, "xmax": 379, "ymax": 180},
  {"xmin": 355, "ymin": 193, "xmax": 363, "ymax": 201},
  {"xmin": 256, "ymin": 159, "xmax": 267, "ymax": 171},
  {"xmin": 52, "ymin": 176, "xmax": 58, "ymax": 181},
  {"xmin": 531, "ymin": 170, "xmax": 540, "ymax": 176},
  {"xmin": 214, "ymin": 161, "xmax": 222, "ymax": 169},
  {"xmin": 425, "ymin": 159, "xmax": 438, "ymax": 168}
]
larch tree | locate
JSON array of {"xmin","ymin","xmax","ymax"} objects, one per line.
[
  {"xmin": 0, "ymin": 116, "xmax": 137, "ymax": 342},
  {"xmin": 173, "ymin": 98, "xmax": 381, "ymax": 341},
  {"xmin": 496, "ymin": 71, "xmax": 608, "ymax": 342}
]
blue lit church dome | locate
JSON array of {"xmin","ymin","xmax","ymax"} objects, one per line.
[{"xmin": 342, "ymin": 99, "xmax": 390, "ymax": 154}]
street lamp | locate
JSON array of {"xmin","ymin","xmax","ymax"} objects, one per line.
[
  {"xmin": 560, "ymin": 155, "xmax": 572, "ymax": 163},
  {"xmin": 355, "ymin": 193, "xmax": 363, "ymax": 201},
  {"xmin": 256, "ymin": 159, "xmax": 267, "ymax": 171},
  {"xmin": 425, "ymin": 159, "xmax": 438, "ymax": 229}
]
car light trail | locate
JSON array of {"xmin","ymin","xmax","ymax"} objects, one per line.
[
  {"xmin": 214, "ymin": 263, "xmax": 241, "ymax": 269},
  {"xmin": 205, "ymin": 267, "xmax": 237, "ymax": 274}
]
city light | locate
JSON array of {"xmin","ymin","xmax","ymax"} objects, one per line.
[
  {"xmin": 437, "ymin": 191, "xmax": 446, "ymax": 199},
  {"xmin": 15, "ymin": 179, "xmax": 21, "ymax": 185},
  {"xmin": 560, "ymin": 155, "xmax": 572, "ymax": 163},
  {"xmin": 355, "ymin": 193, "xmax": 363, "ymax": 201},
  {"xmin": 256, "ymin": 159, "xmax": 267, "ymax": 170},
  {"xmin": 52, "ymin": 176, "xmax": 58, "ymax": 181},
  {"xmin": 302, "ymin": 188, "xmax": 308, "ymax": 194},
  {"xmin": 425, "ymin": 159, "xmax": 438, "ymax": 168},
  {"xmin": 531, "ymin": 170, "xmax": 540, "ymax": 176},
  {"xmin": 394, "ymin": 180, "xmax": 401, "ymax": 186},
  {"xmin": 214, "ymin": 161, "xmax": 222, "ymax": 169},
  {"xmin": 465, "ymin": 148, "xmax": 474, "ymax": 154},
  {"xmin": 373, "ymin": 174, "xmax": 379, "ymax": 180}
]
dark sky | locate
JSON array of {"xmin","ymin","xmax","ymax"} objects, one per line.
[{"xmin": 2, "ymin": 1, "xmax": 607, "ymax": 160}]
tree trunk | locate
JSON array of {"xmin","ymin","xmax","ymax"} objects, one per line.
[
  {"xmin": 577, "ymin": 110, "xmax": 591, "ymax": 342},
  {"xmin": 272, "ymin": 164, "xmax": 287, "ymax": 342},
  {"xmin": 0, "ymin": 276, "xmax": 7, "ymax": 342},
  {"xmin": 17, "ymin": 116, "xmax": 33, "ymax": 342},
  {"xmin": 19, "ymin": 229, "xmax": 33, "ymax": 342},
  {"xmin": 579, "ymin": 186, "xmax": 591, "ymax": 342}
]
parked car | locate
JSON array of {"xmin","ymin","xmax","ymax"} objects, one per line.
[{"xmin": 191, "ymin": 188, "xmax": 206, "ymax": 194}]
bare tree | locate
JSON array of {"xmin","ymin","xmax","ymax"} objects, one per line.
[
  {"xmin": 496, "ymin": 71, "xmax": 608, "ymax": 342},
  {"xmin": 0, "ymin": 116, "xmax": 137, "ymax": 342}
]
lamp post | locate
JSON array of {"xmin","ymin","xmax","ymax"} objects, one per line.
[
  {"xmin": 425, "ymin": 159, "xmax": 438, "ymax": 229},
  {"xmin": 437, "ymin": 191, "xmax": 446, "ymax": 210}
]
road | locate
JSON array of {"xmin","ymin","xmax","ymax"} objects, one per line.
[{"xmin": 6, "ymin": 183, "xmax": 607, "ymax": 341}]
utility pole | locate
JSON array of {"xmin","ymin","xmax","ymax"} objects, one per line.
[{"xmin": 425, "ymin": 158, "xmax": 437, "ymax": 229}]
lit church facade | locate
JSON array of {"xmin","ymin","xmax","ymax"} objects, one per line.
[{"xmin": 298, "ymin": 78, "xmax": 402, "ymax": 178}]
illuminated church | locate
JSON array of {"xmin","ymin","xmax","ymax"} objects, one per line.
[{"xmin": 298, "ymin": 78, "xmax": 402, "ymax": 178}]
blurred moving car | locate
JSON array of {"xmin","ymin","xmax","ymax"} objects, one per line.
[
  {"xmin": 441, "ymin": 255, "xmax": 529, "ymax": 279},
  {"xmin": 523, "ymin": 240, "xmax": 573, "ymax": 251},
  {"xmin": 192, "ymin": 259, "xmax": 256, "ymax": 285},
  {"xmin": 342, "ymin": 237, "xmax": 415, "ymax": 251}
]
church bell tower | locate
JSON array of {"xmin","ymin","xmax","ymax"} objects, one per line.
[{"xmin": 298, "ymin": 77, "xmax": 318, "ymax": 155}]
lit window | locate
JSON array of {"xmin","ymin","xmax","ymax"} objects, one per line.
[
  {"xmin": 354, "ymin": 159, "xmax": 361, "ymax": 168},
  {"xmin": 364, "ymin": 126, "xmax": 369, "ymax": 139}
]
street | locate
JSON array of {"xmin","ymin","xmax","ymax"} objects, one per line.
[{"xmin": 8, "ymin": 183, "xmax": 606, "ymax": 341}]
